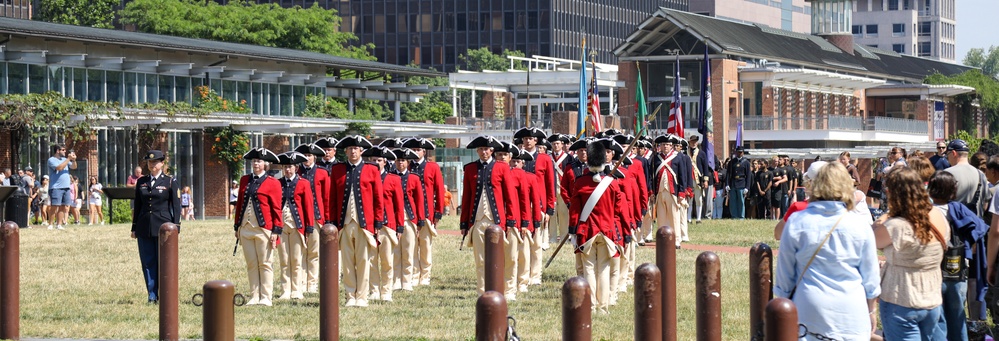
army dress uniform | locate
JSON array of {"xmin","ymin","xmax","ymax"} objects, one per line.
[
  {"xmin": 295, "ymin": 143, "xmax": 330, "ymax": 293},
  {"xmin": 404, "ymin": 138, "xmax": 445, "ymax": 286},
  {"xmin": 275, "ymin": 156, "xmax": 315, "ymax": 300},
  {"xmin": 392, "ymin": 151, "xmax": 425, "ymax": 291},
  {"xmin": 131, "ymin": 150, "xmax": 181, "ymax": 303},
  {"xmin": 233, "ymin": 149, "xmax": 284, "ymax": 306},
  {"xmin": 726, "ymin": 148, "xmax": 752, "ymax": 219}
]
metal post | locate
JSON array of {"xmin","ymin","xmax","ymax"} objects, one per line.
[
  {"xmin": 158, "ymin": 223, "xmax": 179, "ymax": 341},
  {"xmin": 202, "ymin": 280, "xmax": 235, "ymax": 341},
  {"xmin": 484, "ymin": 226, "xmax": 505, "ymax": 293},
  {"xmin": 750, "ymin": 243, "xmax": 774, "ymax": 340},
  {"xmin": 696, "ymin": 251, "xmax": 722, "ymax": 341},
  {"xmin": 320, "ymin": 224, "xmax": 340, "ymax": 341},
  {"xmin": 634, "ymin": 263, "xmax": 662, "ymax": 341},
  {"xmin": 475, "ymin": 291, "xmax": 508, "ymax": 341},
  {"xmin": 561, "ymin": 276, "xmax": 592, "ymax": 341},
  {"xmin": 656, "ymin": 226, "xmax": 676, "ymax": 341},
  {"xmin": 394, "ymin": 101, "xmax": 401, "ymax": 122},
  {"xmin": 0, "ymin": 221, "xmax": 18, "ymax": 340},
  {"xmin": 765, "ymin": 298, "xmax": 799, "ymax": 341}
]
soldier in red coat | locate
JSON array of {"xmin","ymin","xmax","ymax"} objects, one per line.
[
  {"xmin": 391, "ymin": 148, "xmax": 425, "ymax": 291},
  {"xmin": 514, "ymin": 127, "xmax": 555, "ymax": 286},
  {"xmin": 362, "ymin": 146, "xmax": 402, "ymax": 302},
  {"xmin": 328, "ymin": 136, "xmax": 384, "ymax": 308},
  {"xmin": 460, "ymin": 136, "xmax": 519, "ymax": 294},
  {"xmin": 315, "ymin": 137, "xmax": 338, "ymax": 172},
  {"xmin": 510, "ymin": 147, "xmax": 543, "ymax": 295},
  {"xmin": 402, "ymin": 138, "xmax": 445, "ymax": 286},
  {"xmin": 494, "ymin": 142, "xmax": 525, "ymax": 301},
  {"xmin": 597, "ymin": 138, "xmax": 633, "ymax": 306},
  {"xmin": 274, "ymin": 152, "xmax": 315, "ymax": 301},
  {"xmin": 233, "ymin": 148, "xmax": 283, "ymax": 306},
  {"xmin": 294, "ymin": 143, "xmax": 329, "ymax": 294},
  {"xmin": 562, "ymin": 138, "xmax": 590, "ymax": 276}
]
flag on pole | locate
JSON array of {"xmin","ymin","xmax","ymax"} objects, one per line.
[
  {"xmin": 736, "ymin": 121, "xmax": 743, "ymax": 148},
  {"xmin": 698, "ymin": 46, "xmax": 715, "ymax": 169},
  {"xmin": 666, "ymin": 54, "xmax": 684, "ymax": 139},
  {"xmin": 634, "ymin": 63, "xmax": 648, "ymax": 135},
  {"xmin": 587, "ymin": 48, "xmax": 602, "ymax": 134},
  {"xmin": 577, "ymin": 37, "xmax": 588, "ymax": 136}
]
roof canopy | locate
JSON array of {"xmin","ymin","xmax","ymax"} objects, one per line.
[
  {"xmin": 449, "ymin": 55, "xmax": 624, "ymax": 93},
  {"xmin": 739, "ymin": 67, "xmax": 887, "ymax": 96},
  {"xmin": 866, "ymin": 84, "xmax": 977, "ymax": 98}
]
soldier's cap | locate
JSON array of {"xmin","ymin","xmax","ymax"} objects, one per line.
[
  {"xmin": 466, "ymin": 136, "xmax": 503, "ymax": 149},
  {"xmin": 517, "ymin": 147, "xmax": 534, "ymax": 162},
  {"xmin": 402, "ymin": 137, "xmax": 436, "ymax": 150},
  {"xmin": 513, "ymin": 127, "xmax": 547, "ymax": 140},
  {"xmin": 568, "ymin": 135, "xmax": 579, "ymax": 143},
  {"xmin": 335, "ymin": 135, "xmax": 373, "ymax": 149},
  {"xmin": 276, "ymin": 151, "xmax": 308, "ymax": 165},
  {"xmin": 392, "ymin": 148, "xmax": 420, "ymax": 160},
  {"xmin": 612, "ymin": 134, "xmax": 634, "ymax": 145},
  {"xmin": 568, "ymin": 138, "xmax": 591, "ymax": 151},
  {"xmin": 538, "ymin": 138, "xmax": 552, "ymax": 150},
  {"xmin": 243, "ymin": 148, "xmax": 280, "ymax": 163},
  {"xmin": 378, "ymin": 138, "xmax": 404, "ymax": 149},
  {"xmin": 595, "ymin": 128, "xmax": 622, "ymax": 139},
  {"xmin": 668, "ymin": 135, "xmax": 682, "ymax": 144},
  {"xmin": 679, "ymin": 139, "xmax": 689, "ymax": 147},
  {"xmin": 494, "ymin": 141, "xmax": 520, "ymax": 157},
  {"xmin": 547, "ymin": 133, "xmax": 570, "ymax": 144},
  {"xmin": 361, "ymin": 146, "xmax": 396, "ymax": 161},
  {"xmin": 314, "ymin": 137, "xmax": 338, "ymax": 149},
  {"xmin": 639, "ymin": 140, "xmax": 654, "ymax": 149},
  {"xmin": 294, "ymin": 143, "xmax": 326, "ymax": 157},
  {"xmin": 586, "ymin": 139, "xmax": 607, "ymax": 169},
  {"xmin": 513, "ymin": 137, "xmax": 523, "ymax": 146},
  {"xmin": 143, "ymin": 150, "xmax": 166, "ymax": 161},
  {"xmin": 654, "ymin": 135, "xmax": 672, "ymax": 144},
  {"xmin": 689, "ymin": 135, "xmax": 700, "ymax": 142},
  {"xmin": 597, "ymin": 138, "xmax": 625, "ymax": 160}
]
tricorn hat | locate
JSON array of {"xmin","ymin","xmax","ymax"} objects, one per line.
[
  {"xmin": 547, "ymin": 133, "xmax": 571, "ymax": 144},
  {"xmin": 276, "ymin": 151, "xmax": 308, "ymax": 165},
  {"xmin": 517, "ymin": 149, "xmax": 534, "ymax": 161},
  {"xmin": 314, "ymin": 137, "xmax": 338, "ymax": 149},
  {"xmin": 654, "ymin": 135, "xmax": 672, "ymax": 144},
  {"xmin": 495, "ymin": 141, "xmax": 521, "ymax": 158},
  {"xmin": 361, "ymin": 146, "xmax": 396, "ymax": 160},
  {"xmin": 335, "ymin": 135, "xmax": 373, "ymax": 149},
  {"xmin": 612, "ymin": 134, "xmax": 634, "ymax": 146},
  {"xmin": 597, "ymin": 138, "xmax": 625, "ymax": 160},
  {"xmin": 513, "ymin": 127, "xmax": 547, "ymax": 140},
  {"xmin": 143, "ymin": 150, "xmax": 166, "ymax": 161},
  {"xmin": 243, "ymin": 148, "xmax": 280, "ymax": 163},
  {"xmin": 402, "ymin": 137, "xmax": 436, "ymax": 150},
  {"xmin": 392, "ymin": 148, "xmax": 420, "ymax": 160},
  {"xmin": 294, "ymin": 143, "xmax": 326, "ymax": 157},
  {"xmin": 466, "ymin": 136, "xmax": 503, "ymax": 149},
  {"xmin": 539, "ymin": 138, "xmax": 552, "ymax": 150},
  {"xmin": 378, "ymin": 138, "xmax": 405, "ymax": 149},
  {"xmin": 595, "ymin": 129, "xmax": 622, "ymax": 139},
  {"xmin": 569, "ymin": 138, "xmax": 591, "ymax": 151}
]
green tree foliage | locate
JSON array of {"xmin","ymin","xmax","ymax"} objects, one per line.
[
  {"xmin": 302, "ymin": 95, "xmax": 351, "ymax": 119},
  {"xmin": 452, "ymin": 48, "xmax": 527, "ymax": 117},
  {"xmin": 35, "ymin": 0, "xmax": 117, "ymax": 29},
  {"xmin": 400, "ymin": 66, "xmax": 452, "ymax": 124},
  {"xmin": 119, "ymin": 0, "xmax": 373, "ymax": 61},
  {"xmin": 925, "ymin": 70, "xmax": 999, "ymax": 134},
  {"xmin": 964, "ymin": 46, "xmax": 999, "ymax": 78}
]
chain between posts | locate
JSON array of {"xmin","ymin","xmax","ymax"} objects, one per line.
[{"xmin": 798, "ymin": 324, "xmax": 840, "ymax": 341}]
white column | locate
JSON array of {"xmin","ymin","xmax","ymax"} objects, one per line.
[
  {"xmin": 394, "ymin": 101, "xmax": 401, "ymax": 122},
  {"xmin": 452, "ymin": 88, "xmax": 458, "ymax": 117},
  {"xmin": 471, "ymin": 90, "xmax": 476, "ymax": 118}
]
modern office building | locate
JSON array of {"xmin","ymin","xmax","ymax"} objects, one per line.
[
  {"xmin": 124, "ymin": 0, "xmax": 688, "ymax": 71},
  {"xmin": 852, "ymin": 0, "xmax": 956, "ymax": 62},
  {"xmin": 689, "ymin": 0, "xmax": 813, "ymax": 33}
]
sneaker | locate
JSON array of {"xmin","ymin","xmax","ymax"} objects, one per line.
[
  {"xmin": 47, "ymin": 225, "xmax": 53, "ymax": 230},
  {"xmin": 42, "ymin": 221, "xmax": 49, "ymax": 226},
  {"xmin": 56, "ymin": 225, "xmax": 64, "ymax": 230},
  {"xmin": 382, "ymin": 294, "xmax": 393, "ymax": 302},
  {"xmin": 258, "ymin": 298, "xmax": 272, "ymax": 307},
  {"xmin": 101, "ymin": 221, "xmax": 105, "ymax": 225},
  {"xmin": 345, "ymin": 299, "xmax": 357, "ymax": 307},
  {"xmin": 355, "ymin": 299, "xmax": 368, "ymax": 307},
  {"xmin": 277, "ymin": 293, "xmax": 291, "ymax": 300},
  {"xmin": 245, "ymin": 298, "xmax": 260, "ymax": 306}
]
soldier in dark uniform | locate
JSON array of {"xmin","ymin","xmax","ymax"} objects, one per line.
[
  {"xmin": 548, "ymin": 133, "xmax": 572, "ymax": 245},
  {"xmin": 725, "ymin": 146, "xmax": 752, "ymax": 219},
  {"xmin": 131, "ymin": 150, "xmax": 181, "ymax": 303},
  {"xmin": 315, "ymin": 137, "xmax": 339, "ymax": 172}
]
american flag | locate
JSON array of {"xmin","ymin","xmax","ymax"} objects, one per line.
[
  {"xmin": 666, "ymin": 55, "xmax": 684, "ymax": 139},
  {"xmin": 587, "ymin": 65, "xmax": 602, "ymax": 133}
]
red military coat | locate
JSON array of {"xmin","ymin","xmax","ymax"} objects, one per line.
[
  {"xmin": 398, "ymin": 170, "xmax": 426, "ymax": 225},
  {"xmin": 617, "ymin": 170, "xmax": 640, "ymax": 235},
  {"xmin": 233, "ymin": 174, "xmax": 283, "ymax": 233},
  {"xmin": 280, "ymin": 176, "xmax": 315, "ymax": 233},
  {"xmin": 568, "ymin": 170, "xmax": 629, "ymax": 247},
  {"xmin": 412, "ymin": 159, "xmax": 446, "ymax": 223},
  {"xmin": 460, "ymin": 159, "xmax": 519, "ymax": 232},
  {"xmin": 328, "ymin": 161, "xmax": 385, "ymax": 234},
  {"xmin": 560, "ymin": 163, "xmax": 581, "ymax": 205},
  {"xmin": 298, "ymin": 164, "xmax": 330, "ymax": 224},
  {"xmin": 380, "ymin": 172, "xmax": 405, "ymax": 232},
  {"xmin": 525, "ymin": 149, "xmax": 556, "ymax": 215},
  {"xmin": 512, "ymin": 167, "xmax": 542, "ymax": 233},
  {"xmin": 626, "ymin": 158, "xmax": 649, "ymax": 216}
]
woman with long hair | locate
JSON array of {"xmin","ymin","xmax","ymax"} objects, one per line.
[
  {"xmin": 874, "ymin": 167, "xmax": 949, "ymax": 340},
  {"xmin": 38, "ymin": 176, "xmax": 51, "ymax": 228},
  {"xmin": 69, "ymin": 175, "xmax": 82, "ymax": 225},
  {"xmin": 88, "ymin": 176, "xmax": 105, "ymax": 225}
]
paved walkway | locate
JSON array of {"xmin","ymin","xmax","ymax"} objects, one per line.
[{"xmin": 436, "ymin": 229, "xmax": 754, "ymax": 253}]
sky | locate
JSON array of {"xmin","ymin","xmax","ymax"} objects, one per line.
[{"xmin": 956, "ymin": 0, "xmax": 999, "ymax": 63}]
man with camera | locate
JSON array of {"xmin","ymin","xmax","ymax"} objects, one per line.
[{"xmin": 47, "ymin": 144, "xmax": 77, "ymax": 230}]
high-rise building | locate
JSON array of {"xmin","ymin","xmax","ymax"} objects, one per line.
[
  {"xmin": 689, "ymin": 0, "xmax": 813, "ymax": 33},
  {"xmin": 852, "ymin": 0, "xmax": 956, "ymax": 62},
  {"xmin": 118, "ymin": 0, "xmax": 688, "ymax": 71}
]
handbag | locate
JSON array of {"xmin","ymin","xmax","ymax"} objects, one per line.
[
  {"xmin": 788, "ymin": 215, "xmax": 845, "ymax": 300},
  {"xmin": 866, "ymin": 179, "xmax": 883, "ymax": 199}
]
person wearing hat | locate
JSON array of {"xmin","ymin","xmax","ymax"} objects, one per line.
[
  {"xmin": 672, "ymin": 137, "xmax": 694, "ymax": 245},
  {"xmin": 726, "ymin": 145, "xmax": 752, "ymax": 219},
  {"xmin": 327, "ymin": 135, "xmax": 384, "ymax": 307},
  {"xmin": 549, "ymin": 134, "xmax": 572, "ymax": 246},
  {"xmin": 562, "ymin": 138, "xmax": 592, "ymax": 276},
  {"xmin": 651, "ymin": 135, "xmax": 681, "ymax": 247},
  {"xmin": 130, "ymin": 150, "xmax": 181, "ymax": 303},
  {"xmin": 362, "ymin": 146, "xmax": 402, "ymax": 301},
  {"xmin": 294, "ymin": 143, "xmax": 329, "ymax": 294},
  {"xmin": 599, "ymin": 138, "xmax": 637, "ymax": 301},
  {"xmin": 274, "ymin": 151, "xmax": 315, "ymax": 301},
  {"xmin": 402, "ymin": 137, "xmax": 446, "ymax": 286},
  {"xmin": 514, "ymin": 127, "xmax": 555, "ymax": 285},
  {"xmin": 568, "ymin": 140, "xmax": 627, "ymax": 314},
  {"xmin": 634, "ymin": 139, "xmax": 657, "ymax": 243},
  {"xmin": 945, "ymin": 139, "xmax": 989, "ymax": 218},
  {"xmin": 233, "ymin": 147, "xmax": 283, "ymax": 306},
  {"xmin": 460, "ymin": 136, "xmax": 520, "ymax": 294},
  {"xmin": 494, "ymin": 142, "xmax": 529, "ymax": 301},
  {"xmin": 315, "ymin": 137, "xmax": 339, "ymax": 172},
  {"xmin": 389, "ymin": 148, "xmax": 425, "ymax": 292},
  {"xmin": 688, "ymin": 135, "xmax": 714, "ymax": 224}
]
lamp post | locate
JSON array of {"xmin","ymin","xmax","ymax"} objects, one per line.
[{"xmin": 727, "ymin": 80, "xmax": 744, "ymax": 152}]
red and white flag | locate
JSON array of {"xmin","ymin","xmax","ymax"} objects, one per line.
[{"xmin": 666, "ymin": 57, "xmax": 684, "ymax": 139}]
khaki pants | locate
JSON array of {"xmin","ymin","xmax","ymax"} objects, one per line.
[
  {"xmin": 529, "ymin": 229, "xmax": 544, "ymax": 284},
  {"xmin": 641, "ymin": 205, "xmax": 656, "ymax": 242},
  {"xmin": 276, "ymin": 223, "xmax": 305, "ymax": 299},
  {"xmin": 655, "ymin": 193, "xmax": 685, "ymax": 246},
  {"xmin": 575, "ymin": 252, "xmax": 584, "ymax": 277},
  {"xmin": 340, "ymin": 221, "xmax": 375, "ymax": 305},
  {"xmin": 416, "ymin": 220, "xmax": 436, "ymax": 285},
  {"xmin": 394, "ymin": 220, "xmax": 418, "ymax": 290},
  {"xmin": 677, "ymin": 197, "xmax": 689, "ymax": 243},
  {"xmin": 609, "ymin": 245, "xmax": 621, "ymax": 305},
  {"xmin": 240, "ymin": 224, "xmax": 274, "ymax": 303},
  {"xmin": 370, "ymin": 227, "xmax": 398, "ymax": 300},
  {"xmin": 583, "ymin": 234, "xmax": 614, "ymax": 314},
  {"xmin": 538, "ymin": 218, "xmax": 550, "ymax": 250},
  {"xmin": 551, "ymin": 197, "xmax": 569, "ymax": 244},
  {"xmin": 619, "ymin": 239, "xmax": 635, "ymax": 292},
  {"xmin": 469, "ymin": 219, "xmax": 492, "ymax": 294},
  {"xmin": 304, "ymin": 228, "xmax": 319, "ymax": 292},
  {"xmin": 504, "ymin": 228, "xmax": 522, "ymax": 300}
]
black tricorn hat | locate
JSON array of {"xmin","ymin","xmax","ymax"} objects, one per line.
[
  {"xmin": 513, "ymin": 127, "xmax": 547, "ymax": 140},
  {"xmin": 496, "ymin": 142, "xmax": 523, "ymax": 160},
  {"xmin": 277, "ymin": 151, "xmax": 308, "ymax": 165},
  {"xmin": 597, "ymin": 138, "xmax": 625, "ymax": 160},
  {"xmin": 143, "ymin": 150, "xmax": 166, "ymax": 161},
  {"xmin": 294, "ymin": 143, "xmax": 326, "ymax": 157},
  {"xmin": 378, "ymin": 138, "xmax": 404, "ymax": 149},
  {"xmin": 539, "ymin": 138, "xmax": 552, "ymax": 150},
  {"xmin": 569, "ymin": 138, "xmax": 591, "ymax": 151},
  {"xmin": 392, "ymin": 148, "xmax": 420, "ymax": 160},
  {"xmin": 654, "ymin": 135, "xmax": 672, "ymax": 144},
  {"xmin": 314, "ymin": 137, "xmax": 338, "ymax": 149},
  {"xmin": 513, "ymin": 137, "xmax": 523, "ymax": 146},
  {"xmin": 517, "ymin": 148, "xmax": 534, "ymax": 161},
  {"xmin": 243, "ymin": 148, "xmax": 280, "ymax": 163},
  {"xmin": 402, "ymin": 137, "xmax": 436, "ymax": 150},
  {"xmin": 466, "ymin": 136, "xmax": 503, "ymax": 149},
  {"xmin": 362, "ymin": 146, "xmax": 397, "ymax": 160},
  {"xmin": 569, "ymin": 135, "xmax": 578, "ymax": 143},
  {"xmin": 548, "ymin": 133, "xmax": 570, "ymax": 144},
  {"xmin": 335, "ymin": 135, "xmax": 373, "ymax": 149},
  {"xmin": 679, "ymin": 139, "xmax": 689, "ymax": 147},
  {"xmin": 612, "ymin": 134, "xmax": 634, "ymax": 146}
]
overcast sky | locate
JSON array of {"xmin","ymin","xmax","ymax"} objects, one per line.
[{"xmin": 956, "ymin": 0, "xmax": 999, "ymax": 64}]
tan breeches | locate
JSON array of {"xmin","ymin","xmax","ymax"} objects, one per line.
[
  {"xmin": 416, "ymin": 221, "xmax": 435, "ymax": 284},
  {"xmin": 370, "ymin": 227, "xmax": 398, "ymax": 297},
  {"xmin": 393, "ymin": 220, "xmax": 418, "ymax": 289},
  {"xmin": 277, "ymin": 227, "xmax": 305, "ymax": 297},
  {"xmin": 240, "ymin": 224, "xmax": 274, "ymax": 302},
  {"xmin": 339, "ymin": 221, "xmax": 375, "ymax": 302},
  {"xmin": 583, "ymin": 237, "xmax": 613, "ymax": 314},
  {"xmin": 470, "ymin": 219, "xmax": 492, "ymax": 294}
]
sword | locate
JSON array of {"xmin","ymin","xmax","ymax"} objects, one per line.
[
  {"xmin": 459, "ymin": 231, "xmax": 467, "ymax": 251},
  {"xmin": 232, "ymin": 237, "xmax": 239, "ymax": 256}
]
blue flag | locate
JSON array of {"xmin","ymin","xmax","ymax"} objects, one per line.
[
  {"xmin": 577, "ymin": 37, "xmax": 587, "ymax": 136},
  {"xmin": 699, "ymin": 45, "xmax": 715, "ymax": 170}
]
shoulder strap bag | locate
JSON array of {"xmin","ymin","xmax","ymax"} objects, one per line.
[{"xmin": 789, "ymin": 215, "xmax": 845, "ymax": 299}]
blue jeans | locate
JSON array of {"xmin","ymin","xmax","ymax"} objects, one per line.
[
  {"xmin": 729, "ymin": 188, "xmax": 745, "ymax": 219},
  {"xmin": 713, "ymin": 189, "xmax": 725, "ymax": 219},
  {"xmin": 938, "ymin": 280, "xmax": 968, "ymax": 341},
  {"xmin": 880, "ymin": 300, "xmax": 945, "ymax": 341}
]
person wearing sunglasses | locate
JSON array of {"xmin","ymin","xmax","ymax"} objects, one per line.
[{"xmin": 930, "ymin": 141, "xmax": 952, "ymax": 171}]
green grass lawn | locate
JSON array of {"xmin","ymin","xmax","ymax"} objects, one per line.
[{"xmin": 15, "ymin": 217, "xmax": 778, "ymax": 340}]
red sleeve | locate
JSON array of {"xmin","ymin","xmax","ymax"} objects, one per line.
[
  {"xmin": 368, "ymin": 166, "xmax": 384, "ymax": 230},
  {"xmin": 568, "ymin": 178, "xmax": 581, "ymax": 232},
  {"xmin": 411, "ymin": 174, "xmax": 426, "ymax": 222},
  {"xmin": 497, "ymin": 165, "xmax": 519, "ymax": 230},
  {"xmin": 632, "ymin": 162, "xmax": 649, "ymax": 213},
  {"xmin": 317, "ymin": 169, "xmax": 331, "ymax": 223},
  {"xmin": 432, "ymin": 164, "xmax": 446, "ymax": 219},
  {"xmin": 613, "ymin": 184, "xmax": 629, "ymax": 239},
  {"xmin": 261, "ymin": 178, "xmax": 283, "ymax": 231},
  {"xmin": 392, "ymin": 177, "xmax": 405, "ymax": 229},
  {"xmin": 515, "ymin": 172, "xmax": 530, "ymax": 230},
  {"xmin": 542, "ymin": 155, "xmax": 556, "ymax": 212},
  {"xmin": 533, "ymin": 174, "xmax": 543, "ymax": 228},
  {"xmin": 299, "ymin": 181, "xmax": 315, "ymax": 229},
  {"xmin": 460, "ymin": 163, "xmax": 473, "ymax": 230},
  {"xmin": 328, "ymin": 166, "xmax": 342, "ymax": 228}
]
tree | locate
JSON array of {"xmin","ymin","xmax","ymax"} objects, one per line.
[
  {"xmin": 400, "ymin": 65, "xmax": 452, "ymax": 124},
  {"xmin": 35, "ymin": 0, "xmax": 117, "ymax": 29},
  {"xmin": 458, "ymin": 47, "xmax": 527, "ymax": 72},
  {"xmin": 964, "ymin": 46, "xmax": 999, "ymax": 78},
  {"xmin": 925, "ymin": 70, "xmax": 999, "ymax": 134}
]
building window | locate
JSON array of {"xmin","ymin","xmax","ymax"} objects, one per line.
[
  {"xmin": 28, "ymin": 64, "xmax": 46, "ymax": 94},
  {"xmin": 892, "ymin": 23, "xmax": 905, "ymax": 36},
  {"xmin": 8, "ymin": 63, "xmax": 25, "ymax": 94},
  {"xmin": 892, "ymin": 44, "xmax": 905, "ymax": 53},
  {"xmin": 852, "ymin": 25, "xmax": 862, "ymax": 36},
  {"xmin": 866, "ymin": 24, "xmax": 878, "ymax": 37},
  {"xmin": 888, "ymin": 0, "xmax": 899, "ymax": 10},
  {"xmin": 918, "ymin": 21, "xmax": 931, "ymax": 36},
  {"xmin": 918, "ymin": 42, "xmax": 931, "ymax": 56}
]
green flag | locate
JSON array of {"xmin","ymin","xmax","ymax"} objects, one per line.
[{"xmin": 635, "ymin": 66, "xmax": 648, "ymax": 134}]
